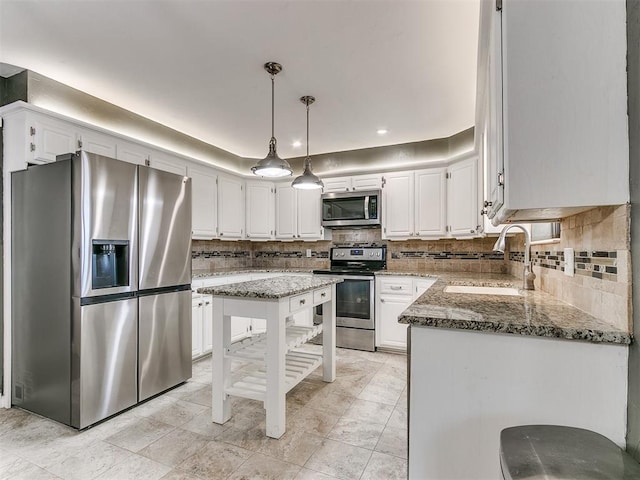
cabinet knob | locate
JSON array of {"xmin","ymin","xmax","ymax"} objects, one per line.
[
  {"xmin": 300, "ymin": 299, "xmax": 306, "ymax": 305},
  {"xmin": 220, "ymin": 232, "xmax": 224, "ymax": 236},
  {"xmin": 321, "ymin": 292, "xmax": 326, "ymax": 297},
  {"xmin": 380, "ymin": 298, "xmax": 385, "ymax": 303}
]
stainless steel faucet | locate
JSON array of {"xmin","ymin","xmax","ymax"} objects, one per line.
[{"xmin": 493, "ymin": 224, "xmax": 536, "ymax": 290}]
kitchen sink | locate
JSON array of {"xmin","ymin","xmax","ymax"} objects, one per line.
[{"xmin": 443, "ymin": 285, "xmax": 521, "ymax": 296}]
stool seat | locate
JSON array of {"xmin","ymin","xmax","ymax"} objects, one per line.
[{"xmin": 500, "ymin": 425, "xmax": 640, "ymax": 479}]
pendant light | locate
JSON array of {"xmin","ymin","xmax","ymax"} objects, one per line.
[
  {"xmin": 251, "ymin": 62, "xmax": 293, "ymax": 178},
  {"xmin": 292, "ymin": 95, "xmax": 324, "ymax": 190}
]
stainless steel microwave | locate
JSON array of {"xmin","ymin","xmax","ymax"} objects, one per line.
[{"xmin": 321, "ymin": 190, "xmax": 381, "ymax": 228}]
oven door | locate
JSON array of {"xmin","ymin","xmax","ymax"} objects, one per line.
[{"xmin": 314, "ymin": 274, "xmax": 375, "ymax": 329}]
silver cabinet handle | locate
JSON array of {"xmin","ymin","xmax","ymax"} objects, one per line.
[
  {"xmin": 390, "ymin": 285, "xmax": 402, "ymax": 290},
  {"xmin": 299, "ymin": 299, "xmax": 306, "ymax": 305},
  {"xmin": 205, "ymin": 301, "xmax": 211, "ymax": 305}
]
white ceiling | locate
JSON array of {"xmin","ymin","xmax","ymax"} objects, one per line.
[{"xmin": 0, "ymin": 0, "xmax": 480, "ymax": 160}]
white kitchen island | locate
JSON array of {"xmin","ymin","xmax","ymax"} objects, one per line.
[{"xmin": 199, "ymin": 275, "xmax": 342, "ymax": 438}]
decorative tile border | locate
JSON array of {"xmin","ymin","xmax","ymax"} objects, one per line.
[
  {"xmin": 509, "ymin": 250, "xmax": 618, "ymax": 282},
  {"xmin": 391, "ymin": 251, "xmax": 504, "ymax": 260},
  {"xmin": 192, "ymin": 250, "xmax": 251, "ymax": 259},
  {"xmin": 254, "ymin": 251, "xmax": 329, "ymax": 259}
]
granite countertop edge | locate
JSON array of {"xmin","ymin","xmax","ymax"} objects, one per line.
[
  {"xmin": 396, "ymin": 273, "xmax": 631, "ymax": 346},
  {"xmin": 197, "ymin": 276, "xmax": 341, "ymax": 299}
]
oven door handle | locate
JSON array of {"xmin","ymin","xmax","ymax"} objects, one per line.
[{"xmin": 335, "ymin": 274, "xmax": 375, "ymax": 280}]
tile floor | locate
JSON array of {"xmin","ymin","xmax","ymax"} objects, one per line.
[{"xmin": 0, "ymin": 346, "xmax": 408, "ymax": 480}]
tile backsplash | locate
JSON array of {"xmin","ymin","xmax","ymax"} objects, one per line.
[
  {"xmin": 193, "ymin": 204, "xmax": 630, "ymax": 332},
  {"xmin": 507, "ymin": 204, "xmax": 631, "ymax": 332}
]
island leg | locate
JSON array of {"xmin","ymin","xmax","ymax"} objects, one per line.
[
  {"xmin": 265, "ymin": 300, "xmax": 287, "ymax": 438},
  {"xmin": 322, "ymin": 284, "xmax": 336, "ymax": 382},
  {"xmin": 212, "ymin": 296, "xmax": 231, "ymax": 424}
]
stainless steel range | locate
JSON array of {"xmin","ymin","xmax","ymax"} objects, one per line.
[{"xmin": 313, "ymin": 246, "xmax": 386, "ymax": 351}]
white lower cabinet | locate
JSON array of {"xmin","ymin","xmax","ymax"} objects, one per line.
[
  {"xmin": 192, "ymin": 294, "xmax": 213, "ymax": 359},
  {"xmin": 376, "ymin": 276, "xmax": 436, "ymax": 351}
]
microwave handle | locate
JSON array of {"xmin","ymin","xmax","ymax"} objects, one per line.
[{"xmin": 364, "ymin": 195, "xmax": 370, "ymax": 219}]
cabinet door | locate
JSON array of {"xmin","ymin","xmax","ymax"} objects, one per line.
[
  {"xmin": 246, "ymin": 181, "xmax": 275, "ymax": 240},
  {"xmin": 486, "ymin": 4, "xmax": 504, "ymax": 218},
  {"xmin": 201, "ymin": 297, "xmax": 213, "ymax": 354},
  {"xmin": 322, "ymin": 177, "xmax": 351, "ymax": 193},
  {"xmin": 382, "ymin": 171, "xmax": 414, "ymax": 239},
  {"xmin": 189, "ymin": 164, "xmax": 218, "ymax": 239},
  {"xmin": 30, "ymin": 115, "xmax": 77, "ymax": 163},
  {"xmin": 149, "ymin": 151, "xmax": 187, "ymax": 175},
  {"xmin": 275, "ymin": 184, "xmax": 297, "ymax": 240},
  {"xmin": 116, "ymin": 140, "xmax": 150, "ymax": 166},
  {"xmin": 191, "ymin": 298, "xmax": 203, "ymax": 358},
  {"xmin": 77, "ymin": 129, "xmax": 117, "ymax": 157},
  {"xmin": 415, "ymin": 168, "xmax": 446, "ymax": 238},
  {"xmin": 448, "ymin": 158, "xmax": 479, "ymax": 237},
  {"xmin": 297, "ymin": 189, "xmax": 322, "ymax": 239},
  {"xmin": 218, "ymin": 175, "xmax": 245, "ymax": 239},
  {"xmin": 352, "ymin": 173, "xmax": 383, "ymax": 191},
  {"xmin": 377, "ymin": 294, "xmax": 413, "ymax": 351}
]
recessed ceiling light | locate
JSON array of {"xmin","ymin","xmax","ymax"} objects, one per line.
[
  {"xmin": 377, "ymin": 129, "xmax": 388, "ymax": 135},
  {"xmin": 292, "ymin": 140, "xmax": 302, "ymax": 148}
]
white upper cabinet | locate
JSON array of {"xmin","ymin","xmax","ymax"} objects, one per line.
[
  {"xmin": 76, "ymin": 128, "xmax": 117, "ymax": 157},
  {"xmin": 188, "ymin": 164, "xmax": 217, "ymax": 239},
  {"xmin": 382, "ymin": 171, "xmax": 414, "ymax": 239},
  {"xmin": 297, "ymin": 188, "xmax": 323, "ymax": 239},
  {"xmin": 414, "ymin": 168, "xmax": 447, "ymax": 238},
  {"xmin": 322, "ymin": 173, "xmax": 383, "ymax": 193},
  {"xmin": 116, "ymin": 140, "xmax": 150, "ymax": 165},
  {"xmin": 29, "ymin": 113, "xmax": 77, "ymax": 163},
  {"xmin": 218, "ymin": 175, "xmax": 245, "ymax": 240},
  {"xmin": 477, "ymin": 0, "xmax": 629, "ymax": 224},
  {"xmin": 383, "ymin": 162, "xmax": 479, "ymax": 240},
  {"xmin": 447, "ymin": 157, "xmax": 479, "ymax": 237},
  {"xmin": 275, "ymin": 184, "xmax": 323, "ymax": 241},
  {"xmin": 245, "ymin": 181, "xmax": 275, "ymax": 240},
  {"xmin": 275, "ymin": 184, "xmax": 297, "ymax": 240},
  {"xmin": 148, "ymin": 151, "xmax": 187, "ymax": 175}
]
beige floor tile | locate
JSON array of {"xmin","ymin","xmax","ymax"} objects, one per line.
[
  {"xmin": 327, "ymin": 418, "xmax": 385, "ymax": 449},
  {"xmin": 375, "ymin": 425, "xmax": 408, "ymax": 459},
  {"xmin": 257, "ymin": 429, "xmax": 324, "ymax": 466},
  {"xmin": 181, "ymin": 385, "xmax": 212, "ymax": 407},
  {"xmin": 176, "ymin": 440, "xmax": 252, "ymax": 480},
  {"xmin": 293, "ymin": 468, "xmax": 337, "ymax": 479},
  {"xmin": 139, "ymin": 428, "xmax": 209, "ymax": 467},
  {"xmin": 47, "ymin": 440, "xmax": 133, "ymax": 480},
  {"xmin": 158, "ymin": 469, "xmax": 202, "ymax": 480},
  {"xmin": 357, "ymin": 383, "xmax": 402, "ymax": 405},
  {"xmin": 105, "ymin": 417, "xmax": 176, "ymax": 452},
  {"xmin": 361, "ymin": 451, "xmax": 408, "ymax": 480},
  {"xmin": 94, "ymin": 453, "xmax": 171, "ymax": 480},
  {"xmin": 286, "ymin": 407, "xmax": 341, "ymax": 437},
  {"xmin": 227, "ymin": 452, "xmax": 301, "ymax": 480},
  {"xmin": 386, "ymin": 406, "xmax": 408, "ymax": 430},
  {"xmin": 146, "ymin": 400, "xmax": 208, "ymax": 428},
  {"xmin": 341, "ymin": 399, "xmax": 394, "ymax": 426},
  {"xmin": 304, "ymin": 439, "xmax": 372, "ymax": 480},
  {"xmin": 180, "ymin": 409, "xmax": 230, "ymax": 438},
  {"xmin": 216, "ymin": 424, "xmax": 271, "ymax": 451},
  {"xmin": 305, "ymin": 392, "xmax": 354, "ymax": 416}
]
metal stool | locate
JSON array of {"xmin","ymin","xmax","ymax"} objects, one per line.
[{"xmin": 500, "ymin": 425, "xmax": 640, "ymax": 479}]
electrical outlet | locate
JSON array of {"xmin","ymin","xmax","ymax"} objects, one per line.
[
  {"xmin": 564, "ymin": 248, "xmax": 575, "ymax": 277},
  {"xmin": 306, "ymin": 249, "xmax": 312, "ymax": 258}
]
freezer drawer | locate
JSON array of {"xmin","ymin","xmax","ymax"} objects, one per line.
[
  {"xmin": 139, "ymin": 290, "xmax": 192, "ymax": 401},
  {"xmin": 74, "ymin": 298, "xmax": 138, "ymax": 429}
]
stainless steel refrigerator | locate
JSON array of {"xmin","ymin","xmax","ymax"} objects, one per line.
[{"xmin": 11, "ymin": 151, "xmax": 192, "ymax": 429}]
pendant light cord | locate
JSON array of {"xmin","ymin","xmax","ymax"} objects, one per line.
[
  {"xmin": 271, "ymin": 74, "xmax": 275, "ymax": 141},
  {"xmin": 306, "ymin": 100, "xmax": 310, "ymax": 159}
]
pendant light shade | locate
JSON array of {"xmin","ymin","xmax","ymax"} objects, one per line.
[
  {"xmin": 251, "ymin": 62, "xmax": 292, "ymax": 178},
  {"xmin": 292, "ymin": 95, "xmax": 323, "ymax": 190}
]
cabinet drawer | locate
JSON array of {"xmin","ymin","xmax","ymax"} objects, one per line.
[
  {"xmin": 379, "ymin": 277, "xmax": 413, "ymax": 295},
  {"xmin": 290, "ymin": 292, "xmax": 313, "ymax": 312},
  {"xmin": 313, "ymin": 287, "xmax": 331, "ymax": 305}
]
